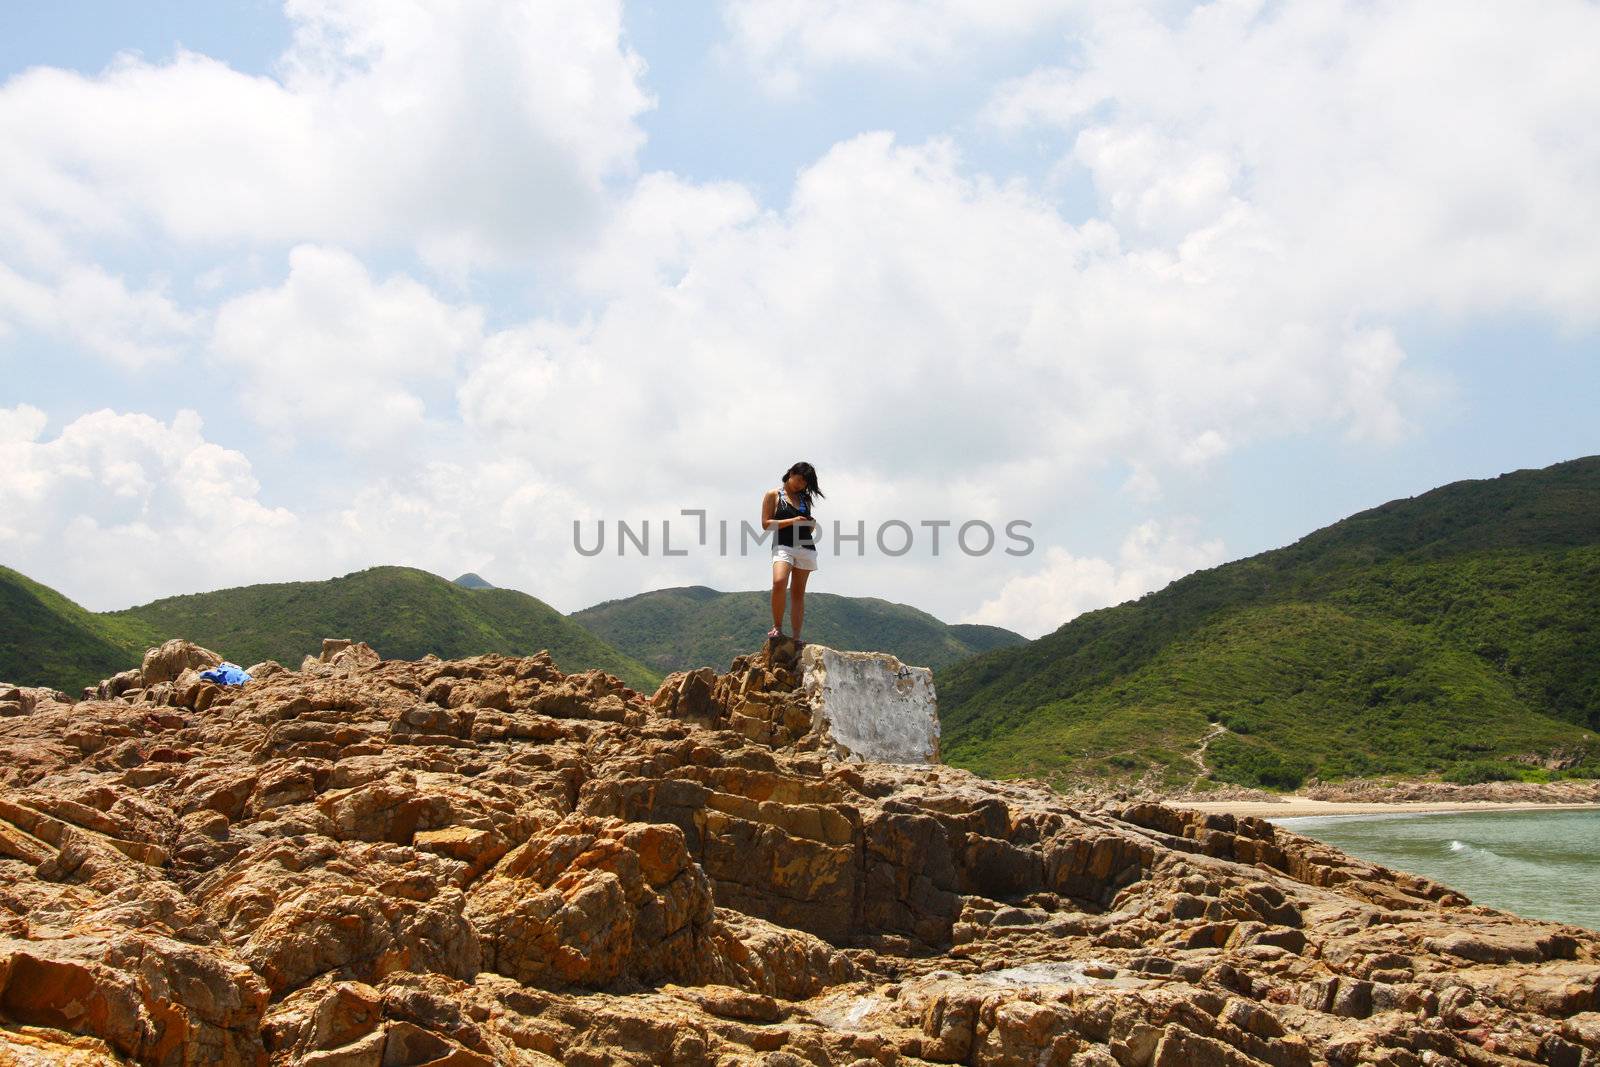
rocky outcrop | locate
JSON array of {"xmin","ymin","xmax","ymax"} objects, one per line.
[
  {"xmin": 139, "ymin": 638, "xmax": 223, "ymax": 687},
  {"xmin": 0, "ymin": 634, "xmax": 1595, "ymax": 1065},
  {"xmin": 1302, "ymin": 777, "xmax": 1600, "ymax": 805},
  {"xmin": 0, "ymin": 683, "xmax": 70, "ymax": 718},
  {"xmin": 77, "ymin": 638, "xmax": 225, "ymax": 703}
]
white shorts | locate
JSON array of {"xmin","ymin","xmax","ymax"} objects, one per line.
[{"xmin": 772, "ymin": 543, "xmax": 819, "ymax": 571}]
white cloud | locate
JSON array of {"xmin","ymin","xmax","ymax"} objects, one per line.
[
  {"xmin": 0, "ymin": 404, "xmax": 48, "ymax": 445},
  {"xmin": 441, "ymin": 132, "xmax": 1425, "ymax": 635},
  {"xmin": 462, "ymin": 135, "xmax": 1089, "ymax": 488},
  {"xmin": 461, "ymin": 132, "xmax": 1424, "ymax": 510},
  {"xmin": 1336, "ymin": 328, "xmax": 1412, "ymax": 445},
  {"xmin": 964, "ymin": 519, "xmax": 1226, "ymax": 638},
  {"xmin": 1069, "ymin": 125, "xmax": 1240, "ymax": 245},
  {"xmin": 0, "ymin": 404, "xmax": 604, "ymax": 616},
  {"xmin": 331, "ymin": 456, "xmax": 605, "ymax": 601},
  {"xmin": 210, "ymin": 245, "xmax": 483, "ymax": 449},
  {"xmin": 986, "ymin": 0, "xmax": 1600, "ymax": 328},
  {"xmin": 0, "ymin": 0, "xmax": 652, "ymax": 273},
  {"xmin": 1119, "ymin": 461, "xmax": 1162, "ymax": 504},
  {"xmin": 720, "ymin": 0, "xmax": 1080, "ymax": 91},
  {"xmin": 574, "ymin": 172, "xmax": 762, "ymax": 296},
  {"xmin": 0, "ymin": 406, "xmax": 302, "ymax": 605},
  {"xmin": 5, "ymin": 0, "xmax": 1595, "ymax": 642},
  {"xmin": 0, "ymin": 260, "xmax": 198, "ymax": 368}
]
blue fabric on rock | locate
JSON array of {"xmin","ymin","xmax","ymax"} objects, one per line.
[{"xmin": 199, "ymin": 662, "xmax": 251, "ymax": 686}]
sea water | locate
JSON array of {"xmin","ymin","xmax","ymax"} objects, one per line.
[{"xmin": 1275, "ymin": 808, "xmax": 1600, "ymax": 931}]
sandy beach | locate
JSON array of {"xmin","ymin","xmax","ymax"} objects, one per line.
[{"xmin": 1177, "ymin": 798, "xmax": 1600, "ymax": 820}]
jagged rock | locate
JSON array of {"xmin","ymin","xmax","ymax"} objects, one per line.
[
  {"xmin": 90, "ymin": 670, "xmax": 143, "ymax": 701},
  {"xmin": 0, "ymin": 683, "xmax": 71, "ymax": 717},
  {"xmin": 465, "ymin": 814, "xmax": 720, "ymax": 989},
  {"xmin": 0, "ymin": 640, "xmax": 1596, "ymax": 1065},
  {"xmin": 324, "ymin": 641, "xmax": 380, "ymax": 671},
  {"xmin": 0, "ymin": 931, "xmax": 268, "ymax": 1063},
  {"xmin": 244, "ymin": 660, "xmax": 288, "ymax": 681},
  {"xmin": 140, "ymin": 638, "xmax": 223, "ymax": 686},
  {"xmin": 298, "ymin": 639, "xmax": 382, "ymax": 675},
  {"xmin": 318, "ymin": 638, "xmax": 355, "ymax": 662}
]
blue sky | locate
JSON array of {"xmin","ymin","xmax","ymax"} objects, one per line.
[{"xmin": 2, "ymin": 0, "xmax": 1597, "ymax": 638}]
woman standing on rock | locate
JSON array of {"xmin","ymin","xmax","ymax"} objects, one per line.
[{"xmin": 763, "ymin": 462, "xmax": 823, "ymax": 644}]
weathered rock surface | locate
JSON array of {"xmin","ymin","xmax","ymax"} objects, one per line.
[
  {"xmin": 0, "ymin": 634, "xmax": 1595, "ymax": 1065},
  {"xmin": 798, "ymin": 645, "xmax": 939, "ymax": 765},
  {"xmin": 0, "ymin": 683, "xmax": 71, "ymax": 719}
]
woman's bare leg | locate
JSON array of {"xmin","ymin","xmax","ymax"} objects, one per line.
[
  {"xmin": 790, "ymin": 568, "xmax": 811, "ymax": 638},
  {"xmin": 771, "ymin": 560, "xmax": 791, "ymax": 632}
]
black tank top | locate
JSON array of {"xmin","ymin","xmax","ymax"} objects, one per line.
[{"xmin": 773, "ymin": 487, "xmax": 816, "ymax": 548}]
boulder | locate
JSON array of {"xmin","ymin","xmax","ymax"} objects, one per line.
[
  {"xmin": 140, "ymin": 639, "xmax": 223, "ymax": 686},
  {"xmin": 0, "ymin": 684, "xmax": 71, "ymax": 717}
]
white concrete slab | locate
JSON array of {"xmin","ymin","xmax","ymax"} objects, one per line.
[{"xmin": 798, "ymin": 645, "xmax": 940, "ymax": 765}]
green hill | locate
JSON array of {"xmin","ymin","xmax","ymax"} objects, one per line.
[
  {"xmin": 3, "ymin": 565, "xmax": 660, "ymax": 694},
  {"xmin": 941, "ymin": 457, "xmax": 1600, "ymax": 791},
  {"xmin": 570, "ymin": 585, "xmax": 1026, "ymax": 675},
  {"xmin": 1, "ymin": 565, "xmax": 160, "ymax": 692}
]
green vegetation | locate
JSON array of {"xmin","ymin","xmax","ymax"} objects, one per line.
[
  {"xmin": 7, "ymin": 562, "xmax": 1021, "ymax": 698},
  {"xmin": 941, "ymin": 456, "xmax": 1600, "ymax": 790},
  {"xmin": 570, "ymin": 586, "xmax": 1025, "ymax": 675},
  {"xmin": 3, "ymin": 566, "xmax": 660, "ymax": 694},
  {"xmin": 1441, "ymin": 761, "xmax": 1519, "ymax": 785},
  {"xmin": 1, "ymin": 565, "xmax": 160, "ymax": 693}
]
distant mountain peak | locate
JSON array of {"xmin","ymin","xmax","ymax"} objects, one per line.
[{"xmin": 454, "ymin": 573, "xmax": 495, "ymax": 590}]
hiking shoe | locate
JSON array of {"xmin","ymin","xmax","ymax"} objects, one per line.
[{"xmin": 766, "ymin": 626, "xmax": 782, "ymax": 640}]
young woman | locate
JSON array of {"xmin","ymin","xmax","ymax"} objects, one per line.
[{"xmin": 763, "ymin": 462, "xmax": 824, "ymax": 643}]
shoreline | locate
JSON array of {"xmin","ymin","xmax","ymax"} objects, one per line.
[{"xmin": 1175, "ymin": 798, "xmax": 1600, "ymax": 820}]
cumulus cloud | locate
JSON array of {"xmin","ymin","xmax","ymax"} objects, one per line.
[
  {"xmin": 0, "ymin": 405, "xmax": 300, "ymax": 605},
  {"xmin": 438, "ymin": 131, "xmax": 1433, "ymax": 632},
  {"xmin": 0, "ymin": 404, "xmax": 608, "ymax": 613},
  {"xmin": 720, "ymin": 0, "xmax": 1080, "ymax": 91},
  {"xmin": 210, "ymin": 244, "xmax": 483, "ymax": 449},
  {"xmin": 461, "ymin": 133, "xmax": 1424, "ymax": 517},
  {"xmin": 986, "ymin": 0, "xmax": 1600, "ymax": 327},
  {"xmin": 0, "ymin": 260, "xmax": 197, "ymax": 368},
  {"xmin": 5, "ymin": 0, "xmax": 1596, "ymax": 640},
  {"xmin": 0, "ymin": 0, "xmax": 652, "ymax": 272},
  {"xmin": 573, "ymin": 172, "xmax": 762, "ymax": 296},
  {"xmin": 330, "ymin": 456, "xmax": 606, "ymax": 602},
  {"xmin": 963, "ymin": 519, "xmax": 1227, "ymax": 638}
]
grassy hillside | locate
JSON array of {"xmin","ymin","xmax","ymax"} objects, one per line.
[
  {"xmin": 5, "ymin": 561, "xmax": 1012, "ymax": 697},
  {"xmin": 2, "ymin": 565, "xmax": 661, "ymax": 694},
  {"xmin": 109, "ymin": 567, "xmax": 661, "ymax": 693},
  {"xmin": 0, "ymin": 565, "xmax": 160, "ymax": 692},
  {"xmin": 942, "ymin": 457, "xmax": 1600, "ymax": 790},
  {"xmin": 570, "ymin": 585, "xmax": 1026, "ymax": 675}
]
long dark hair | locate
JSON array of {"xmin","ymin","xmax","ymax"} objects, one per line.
[{"xmin": 782, "ymin": 462, "xmax": 824, "ymax": 506}]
